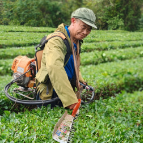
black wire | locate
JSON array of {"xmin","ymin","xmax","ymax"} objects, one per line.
[
  {"xmin": 4, "ymin": 70, "xmax": 95, "ymax": 105},
  {"xmin": 4, "ymin": 81, "xmax": 60, "ymax": 105},
  {"xmin": 4, "ymin": 70, "xmax": 60, "ymax": 105}
]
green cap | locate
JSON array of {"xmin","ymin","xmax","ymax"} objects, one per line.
[{"xmin": 71, "ymin": 8, "xmax": 97, "ymax": 29}]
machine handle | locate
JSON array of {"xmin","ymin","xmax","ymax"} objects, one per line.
[
  {"xmin": 72, "ymin": 99, "xmax": 81, "ymax": 117},
  {"xmin": 80, "ymin": 82, "xmax": 94, "ymax": 91}
]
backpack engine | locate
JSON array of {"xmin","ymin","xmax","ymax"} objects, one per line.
[{"xmin": 11, "ymin": 56, "xmax": 36, "ymax": 88}]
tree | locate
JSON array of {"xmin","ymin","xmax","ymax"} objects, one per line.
[
  {"xmin": 83, "ymin": 0, "xmax": 143, "ymax": 31},
  {"xmin": 1, "ymin": 0, "xmax": 68, "ymax": 27}
]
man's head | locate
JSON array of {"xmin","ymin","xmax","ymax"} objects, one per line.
[
  {"xmin": 71, "ymin": 8, "xmax": 97, "ymax": 29},
  {"xmin": 69, "ymin": 8, "xmax": 97, "ymax": 41}
]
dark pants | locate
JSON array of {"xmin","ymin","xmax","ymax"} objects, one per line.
[{"xmin": 36, "ymin": 90, "xmax": 63, "ymax": 109}]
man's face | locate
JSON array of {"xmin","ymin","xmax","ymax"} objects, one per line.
[{"xmin": 72, "ymin": 18, "xmax": 92, "ymax": 40}]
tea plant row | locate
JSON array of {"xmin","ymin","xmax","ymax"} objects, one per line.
[
  {"xmin": 1, "ymin": 25, "xmax": 142, "ymax": 42},
  {"xmin": 0, "ymin": 32, "xmax": 48, "ymax": 48},
  {"xmin": 1, "ymin": 46, "xmax": 143, "ymax": 76},
  {"xmin": 81, "ymin": 46, "xmax": 143, "ymax": 65},
  {"xmin": 0, "ymin": 46, "xmax": 35, "ymax": 59},
  {"xmin": 81, "ymin": 40, "xmax": 143, "ymax": 52},
  {"xmin": 81, "ymin": 58, "xmax": 143, "ymax": 98},
  {"xmin": 1, "ymin": 40, "xmax": 143, "ymax": 58},
  {"xmin": 1, "ymin": 57, "xmax": 143, "ymax": 113},
  {"xmin": 0, "ymin": 90, "xmax": 142, "ymax": 142},
  {"xmin": 0, "ymin": 41, "xmax": 143, "ymax": 61},
  {"xmin": 0, "ymin": 25, "xmax": 55, "ymax": 32},
  {"xmin": 72, "ymin": 91, "xmax": 143, "ymax": 142},
  {"xmin": 1, "ymin": 30, "xmax": 143, "ymax": 48}
]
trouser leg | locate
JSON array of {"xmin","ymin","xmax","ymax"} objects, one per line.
[
  {"xmin": 36, "ymin": 92, "xmax": 49, "ymax": 108},
  {"xmin": 36, "ymin": 72, "xmax": 76, "ymax": 109},
  {"xmin": 36, "ymin": 91, "xmax": 63, "ymax": 109},
  {"xmin": 51, "ymin": 90, "xmax": 63, "ymax": 109}
]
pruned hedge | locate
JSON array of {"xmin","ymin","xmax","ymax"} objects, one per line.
[
  {"xmin": 81, "ymin": 46, "xmax": 143, "ymax": 65},
  {"xmin": 0, "ymin": 25, "xmax": 55, "ymax": 33},
  {"xmin": 0, "ymin": 47, "xmax": 35, "ymax": 59},
  {"xmin": 81, "ymin": 41, "xmax": 143, "ymax": 52},
  {"xmin": 81, "ymin": 58, "xmax": 143, "ymax": 99}
]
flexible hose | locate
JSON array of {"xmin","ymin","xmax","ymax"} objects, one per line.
[
  {"xmin": 4, "ymin": 70, "xmax": 60, "ymax": 105},
  {"xmin": 4, "ymin": 80, "xmax": 60, "ymax": 105},
  {"xmin": 80, "ymin": 82, "xmax": 95, "ymax": 104},
  {"xmin": 4, "ymin": 71, "xmax": 95, "ymax": 105}
]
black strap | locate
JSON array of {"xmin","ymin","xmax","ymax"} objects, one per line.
[
  {"xmin": 63, "ymin": 38, "xmax": 72, "ymax": 66},
  {"xmin": 44, "ymin": 36, "xmax": 72, "ymax": 66},
  {"xmin": 35, "ymin": 33, "xmax": 72, "ymax": 71},
  {"xmin": 35, "ymin": 36, "xmax": 48, "ymax": 51}
]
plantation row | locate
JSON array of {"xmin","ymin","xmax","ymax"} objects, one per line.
[
  {"xmin": 1, "ymin": 26, "xmax": 143, "ymax": 42},
  {"xmin": 0, "ymin": 32, "xmax": 48, "ymax": 48},
  {"xmin": 0, "ymin": 32, "xmax": 48, "ymax": 40},
  {"xmin": 1, "ymin": 46, "xmax": 143, "ymax": 76},
  {"xmin": 81, "ymin": 58, "xmax": 143, "ymax": 97},
  {"xmin": 0, "ymin": 59, "xmax": 13, "ymax": 75},
  {"xmin": 72, "ymin": 91, "xmax": 143, "ymax": 142},
  {"xmin": 0, "ymin": 46, "xmax": 35, "ymax": 59},
  {"xmin": 0, "ymin": 90, "xmax": 142, "ymax": 142},
  {"xmin": 82, "ymin": 40, "xmax": 143, "ymax": 52},
  {"xmin": 1, "ymin": 57, "xmax": 143, "ymax": 114},
  {"xmin": 81, "ymin": 46, "xmax": 143, "ymax": 65},
  {"xmin": 1, "ymin": 30, "xmax": 143, "ymax": 48},
  {"xmin": 1, "ymin": 40, "xmax": 143, "ymax": 56},
  {"xmin": 0, "ymin": 25, "xmax": 55, "ymax": 32},
  {"xmin": 0, "ymin": 75, "xmax": 13, "ymax": 114}
]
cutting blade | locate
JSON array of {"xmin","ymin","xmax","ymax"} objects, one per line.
[{"xmin": 52, "ymin": 111, "xmax": 74, "ymax": 143}]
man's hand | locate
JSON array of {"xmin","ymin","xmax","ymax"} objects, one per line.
[
  {"xmin": 82, "ymin": 82, "xmax": 87, "ymax": 85},
  {"xmin": 67, "ymin": 102, "xmax": 77, "ymax": 110}
]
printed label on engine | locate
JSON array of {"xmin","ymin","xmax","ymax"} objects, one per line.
[{"xmin": 17, "ymin": 67, "xmax": 24, "ymax": 73}]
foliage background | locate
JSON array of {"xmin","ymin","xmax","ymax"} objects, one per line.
[{"xmin": 0, "ymin": 0, "xmax": 143, "ymax": 31}]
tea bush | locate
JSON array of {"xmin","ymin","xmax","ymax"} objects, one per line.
[{"xmin": 0, "ymin": 25, "xmax": 142, "ymax": 142}]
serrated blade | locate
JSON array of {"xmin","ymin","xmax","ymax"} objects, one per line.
[
  {"xmin": 52, "ymin": 111, "xmax": 74, "ymax": 143},
  {"xmin": 53, "ymin": 99, "xmax": 81, "ymax": 143}
]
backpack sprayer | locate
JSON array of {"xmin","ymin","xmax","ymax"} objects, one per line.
[
  {"xmin": 4, "ymin": 33, "xmax": 95, "ymax": 106},
  {"xmin": 5, "ymin": 56, "xmax": 61, "ymax": 105}
]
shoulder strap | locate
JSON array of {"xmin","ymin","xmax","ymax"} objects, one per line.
[
  {"xmin": 79, "ymin": 40, "xmax": 83, "ymax": 54},
  {"xmin": 35, "ymin": 32, "xmax": 72, "ymax": 72},
  {"xmin": 63, "ymin": 38, "xmax": 72, "ymax": 66},
  {"xmin": 48, "ymin": 32, "xmax": 72, "ymax": 66}
]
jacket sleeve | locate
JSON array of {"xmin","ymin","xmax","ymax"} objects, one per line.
[{"xmin": 44, "ymin": 37, "xmax": 78, "ymax": 107}]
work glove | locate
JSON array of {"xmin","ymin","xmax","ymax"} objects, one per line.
[
  {"xmin": 67, "ymin": 99, "xmax": 81, "ymax": 117},
  {"xmin": 67, "ymin": 102, "xmax": 77, "ymax": 110}
]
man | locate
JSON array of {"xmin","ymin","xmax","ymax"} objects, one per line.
[{"xmin": 36, "ymin": 7, "xmax": 97, "ymax": 109}]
